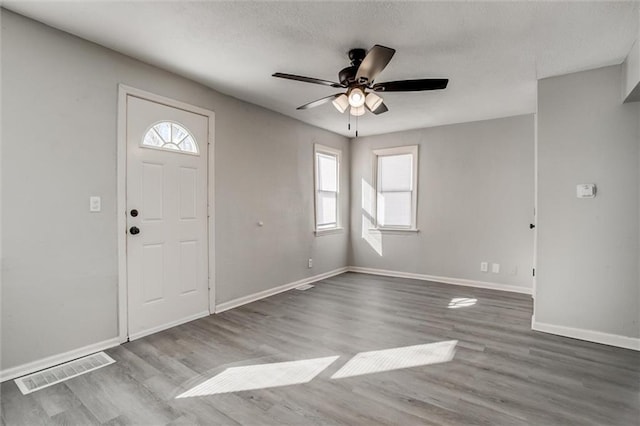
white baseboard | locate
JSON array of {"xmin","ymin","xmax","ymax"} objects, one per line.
[
  {"xmin": 0, "ymin": 337, "xmax": 121, "ymax": 383},
  {"xmin": 215, "ymin": 267, "xmax": 349, "ymax": 313},
  {"xmin": 348, "ymin": 266, "xmax": 532, "ymax": 295},
  {"xmin": 128, "ymin": 310, "xmax": 210, "ymax": 341},
  {"xmin": 532, "ymin": 318, "xmax": 640, "ymax": 351}
]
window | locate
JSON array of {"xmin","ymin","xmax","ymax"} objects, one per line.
[
  {"xmin": 374, "ymin": 145, "xmax": 418, "ymax": 230},
  {"xmin": 314, "ymin": 144, "xmax": 341, "ymax": 233},
  {"xmin": 142, "ymin": 121, "xmax": 199, "ymax": 155}
]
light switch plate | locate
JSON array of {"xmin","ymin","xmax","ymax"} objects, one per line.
[
  {"xmin": 576, "ymin": 183, "xmax": 596, "ymax": 198},
  {"xmin": 89, "ymin": 196, "xmax": 101, "ymax": 212}
]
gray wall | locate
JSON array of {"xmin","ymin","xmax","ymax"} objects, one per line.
[
  {"xmin": 1, "ymin": 10, "xmax": 349, "ymax": 371},
  {"xmin": 623, "ymin": 38, "xmax": 640, "ymax": 102},
  {"xmin": 349, "ymin": 115, "xmax": 535, "ymax": 291},
  {"xmin": 622, "ymin": 11, "xmax": 639, "ymax": 102},
  {"xmin": 536, "ymin": 65, "xmax": 640, "ymax": 338}
]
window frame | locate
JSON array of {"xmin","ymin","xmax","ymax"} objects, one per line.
[
  {"xmin": 373, "ymin": 145, "xmax": 419, "ymax": 232},
  {"xmin": 314, "ymin": 144, "xmax": 342, "ymax": 235}
]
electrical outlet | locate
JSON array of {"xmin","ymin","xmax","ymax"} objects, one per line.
[
  {"xmin": 492, "ymin": 263, "xmax": 500, "ymax": 274},
  {"xmin": 480, "ymin": 262, "xmax": 488, "ymax": 272},
  {"xmin": 89, "ymin": 196, "xmax": 101, "ymax": 212},
  {"xmin": 308, "ymin": 258, "xmax": 313, "ymax": 268}
]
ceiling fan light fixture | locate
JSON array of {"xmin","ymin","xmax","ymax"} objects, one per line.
[
  {"xmin": 350, "ymin": 106, "xmax": 365, "ymax": 116},
  {"xmin": 348, "ymin": 88, "xmax": 365, "ymax": 108},
  {"xmin": 365, "ymin": 92, "xmax": 383, "ymax": 111},
  {"xmin": 332, "ymin": 94, "xmax": 349, "ymax": 113}
]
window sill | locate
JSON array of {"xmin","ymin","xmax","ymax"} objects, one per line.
[
  {"xmin": 315, "ymin": 227, "xmax": 344, "ymax": 236},
  {"xmin": 369, "ymin": 228, "xmax": 419, "ymax": 235}
]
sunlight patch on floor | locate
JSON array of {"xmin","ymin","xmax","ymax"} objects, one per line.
[
  {"xmin": 448, "ymin": 297, "xmax": 477, "ymax": 309},
  {"xmin": 331, "ymin": 340, "xmax": 457, "ymax": 379},
  {"xmin": 176, "ymin": 356, "xmax": 339, "ymax": 398}
]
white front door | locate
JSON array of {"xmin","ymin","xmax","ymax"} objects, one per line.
[{"xmin": 126, "ymin": 94, "xmax": 209, "ymax": 340}]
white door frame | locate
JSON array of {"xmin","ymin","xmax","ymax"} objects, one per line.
[
  {"xmin": 117, "ymin": 84, "xmax": 215, "ymax": 343},
  {"xmin": 532, "ymin": 112, "xmax": 538, "ymax": 321}
]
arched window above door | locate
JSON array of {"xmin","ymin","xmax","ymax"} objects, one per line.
[{"xmin": 142, "ymin": 121, "xmax": 199, "ymax": 155}]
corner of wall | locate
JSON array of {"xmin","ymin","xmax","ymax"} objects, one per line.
[
  {"xmin": 622, "ymin": 10, "xmax": 640, "ymax": 102},
  {"xmin": 346, "ymin": 136, "xmax": 357, "ymax": 267},
  {"xmin": 623, "ymin": 39, "xmax": 640, "ymax": 103},
  {"xmin": 536, "ymin": 64, "xmax": 640, "ymax": 347}
]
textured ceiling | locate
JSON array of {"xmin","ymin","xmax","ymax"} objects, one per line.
[{"xmin": 3, "ymin": 1, "xmax": 639, "ymax": 137}]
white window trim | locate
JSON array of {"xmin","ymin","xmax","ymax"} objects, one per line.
[
  {"xmin": 315, "ymin": 226, "xmax": 345, "ymax": 236},
  {"xmin": 373, "ymin": 145, "xmax": 419, "ymax": 232},
  {"xmin": 368, "ymin": 227, "xmax": 419, "ymax": 234},
  {"xmin": 314, "ymin": 144, "xmax": 342, "ymax": 235}
]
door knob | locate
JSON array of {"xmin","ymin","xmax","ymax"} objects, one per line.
[
  {"xmin": 529, "ymin": 224, "xmax": 536, "ymax": 229},
  {"xmin": 129, "ymin": 226, "xmax": 140, "ymax": 235}
]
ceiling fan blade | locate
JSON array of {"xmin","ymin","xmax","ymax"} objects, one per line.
[
  {"xmin": 372, "ymin": 79, "xmax": 449, "ymax": 92},
  {"xmin": 355, "ymin": 45, "xmax": 396, "ymax": 84},
  {"xmin": 365, "ymin": 101, "xmax": 388, "ymax": 115},
  {"xmin": 297, "ymin": 94, "xmax": 342, "ymax": 110},
  {"xmin": 273, "ymin": 72, "xmax": 343, "ymax": 88}
]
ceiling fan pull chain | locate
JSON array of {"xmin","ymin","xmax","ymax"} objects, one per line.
[
  {"xmin": 356, "ymin": 115, "xmax": 359, "ymax": 138},
  {"xmin": 348, "ymin": 113, "xmax": 351, "ymax": 131}
]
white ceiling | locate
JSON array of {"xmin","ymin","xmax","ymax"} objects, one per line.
[{"xmin": 3, "ymin": 1, "xmax": 639, "ymax": 137}]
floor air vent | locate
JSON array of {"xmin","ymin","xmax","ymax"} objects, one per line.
[{"xmin": 15, "ymin": 351, "xmax": 115, "ymax": 395}]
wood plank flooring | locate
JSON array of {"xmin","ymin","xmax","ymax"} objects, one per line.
[{"xmin": 2, "ymin": 272, "xmax": 639, "ymax": 425}]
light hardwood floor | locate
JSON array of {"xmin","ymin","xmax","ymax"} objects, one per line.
[{"xmin": 2, "ymin": 272, "xmax": 639, "ymax": 425}]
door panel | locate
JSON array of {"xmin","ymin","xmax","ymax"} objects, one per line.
[
  {"xmin": 142, "ymin": 244, "xmax": 165, "ymax": 303},
  {"xmin": 179, "ymin": 167, "xmax": 197, "ymax": 219},
  {"xmin": 179, "ymin": 240, "xmax": 198, "ymax": 294},
  {"xmin": 126, "ymin": 95, "xmax": 209, "ymax": 340},
  {"xmin": 142, "ymin": 163, "xmax": 164, "ymax": 220}
]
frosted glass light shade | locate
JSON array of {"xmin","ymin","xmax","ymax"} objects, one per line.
[
  {"xmin": 332, "ymin": 94, "xmax": 349, "ymax": 113},
  {"xmin": 365, "ymin": 92, "xmax": 383, "ymax": 111},
  {"xmin": 350, "ymin": 106, "xmax": 365, "ymax": 116},
  {"xmin": 348, "ymin": 88, "xmax": 365, "ymax": 107}
]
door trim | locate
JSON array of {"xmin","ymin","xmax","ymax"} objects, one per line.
[
  {"xmin": 117, "ymin": 84, "xmax": 215, "ymax": 343},
  {"xmin": 532, "ymin": 112, "xmax": 538, "ymax": 310}
]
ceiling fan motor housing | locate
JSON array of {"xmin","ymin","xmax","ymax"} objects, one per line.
[
  {"xmin": 348, "ymin": 48, "xmax": 367, "ymax": 64},
  {"xmin": 339, "ymin": 48, "xmax": 367, "ymax": 86},
  {"xmin": 339, "ymin": 66, "xmax": 358, "ymax": 86}
]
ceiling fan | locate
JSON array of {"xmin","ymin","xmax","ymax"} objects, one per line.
[{"xmin": 273, "ymin": 45, "xmax": 448, "ymax": 117}]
